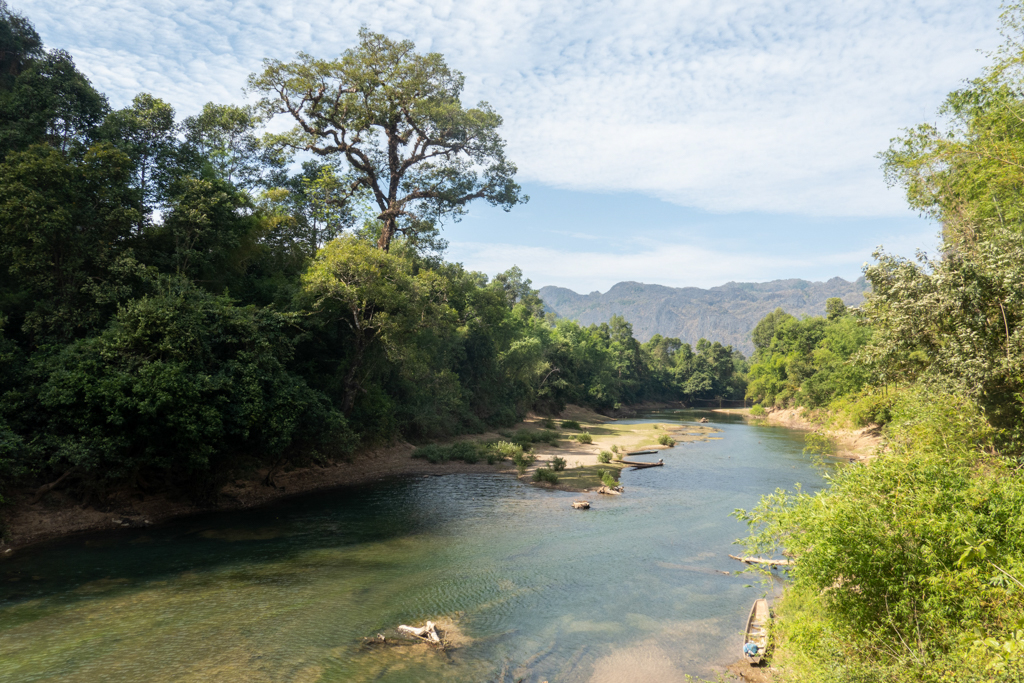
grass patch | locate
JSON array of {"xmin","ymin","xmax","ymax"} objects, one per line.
[
  {"xmin": 560, "ymin": 419, "xmax": 581, "ymax": 430},
  {"xmin": 552, "ymin": 463, "xmax": 624, "ymax": 490},
  {"xmin": 538, "ymin": 417, "xmax": 556, "ymax": 429}
]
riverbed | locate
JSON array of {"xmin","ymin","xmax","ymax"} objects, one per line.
[{"xmin": 0, "ymin": 411, "xmax": 835, "ymax": 682}]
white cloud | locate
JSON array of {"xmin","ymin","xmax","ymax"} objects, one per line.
[{"xmin": 20, "ymin": 0, "xmax": 1001, "ymax": 217}]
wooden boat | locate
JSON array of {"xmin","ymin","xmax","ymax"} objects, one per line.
[{"xmin": 742, "ymin": 598, "xmax": 770, "ymax": 664}]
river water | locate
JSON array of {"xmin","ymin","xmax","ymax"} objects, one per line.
[{"xmin": 0, "ymin": 412, "xmax": 834, "ymax": 683}]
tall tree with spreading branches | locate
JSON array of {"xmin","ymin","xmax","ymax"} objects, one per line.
[{"xmin": 248, "ymin": 29, "xmax": 526, "ymax": 252}]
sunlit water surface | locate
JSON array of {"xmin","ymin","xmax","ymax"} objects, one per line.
[{"xmin": 0, "ymin": 412, "xmax": 835, "ymax": 682}]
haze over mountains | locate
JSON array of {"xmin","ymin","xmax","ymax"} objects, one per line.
[{"xmin": 538, "ymin": 278, "xmax": 868, "ymax": 356}]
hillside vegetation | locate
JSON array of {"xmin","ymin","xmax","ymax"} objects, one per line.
[{"xmin": 735, "ymin": 7, "xmax": 1024, "ymax": 681}]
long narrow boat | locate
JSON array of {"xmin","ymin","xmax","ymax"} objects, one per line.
[{"xmin": 742, "ymin": 598, "xmax": 770, "ymax": 664}]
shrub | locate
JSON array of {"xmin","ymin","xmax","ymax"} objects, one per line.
[
  {"xmin": 610, "ymin": 445, "xmax": 619, "ymax": 453},
  {"xmin": 512, "ymin": 450, "xmax": 536, "ymax": 475},
  {"xmin": 551, "ymin": 456, "xmax": 567, "ymax": 471},
  {"xmin": 560, "ymin": 419, "xmax": 581, "ymax": 430},
  {"xmin": 487, "ymin": 440, "xmax": 521, "ymax": 465},
  {"xmin": 411, "ymin": 442, "xmax": 483, "ymax": 464},
  {"xmin": 575, "ymin": 432, "xmax": 593, "ymax": 444},
  {"xmin": 532, "ymin": 467, "xmax": 559, "ymax": 484},
  {"xmin": 614, "ymin": 451, "xmax": 623, "ymax": 461},
  {"xmin": 539, "ymin": 417, "xmax": 556, "ymax": 429},
  {"xmin": 500, "ymin": 428, "xmax": 560, "ymax": 449},
  {"xmin": 657, "ymin": 434, "xmax": 675, "ymax": 447},
  {"xmin": 750, "ymin": 403, "xmax": 766, "ymax": 417},
  {"xmin": 597, "ymin": 450, "xmax": 612, "ymax": 464},
  {"xmin": 598, "ymin": 469, "xmax": 617, "ymax": 488}
]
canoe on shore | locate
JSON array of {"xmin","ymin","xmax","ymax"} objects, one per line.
[{"xmin": 742, "ymin": 598, "xmax": 770, "ymax": 665}]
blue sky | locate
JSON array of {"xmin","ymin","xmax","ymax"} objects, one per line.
[{"xmin": 20, "ymin": 0, "xmax": 1003, "ymax": 291}]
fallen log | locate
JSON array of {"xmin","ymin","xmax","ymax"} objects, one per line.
[
  {"xmin": 398, "ymin": 620, "xmax": 442, "ymax": 643},
  {"xmin": 626, "ymin": 449, "xmax": 658, "ymax": 456},
  {"xmin": 728, "ymin": 554, "xmax": 792, "ymax": 567},
  {"xmin": 620, "ymin": 459, "xmax": 663, "ymax": 469}
]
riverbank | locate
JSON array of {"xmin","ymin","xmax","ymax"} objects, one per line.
[
  {"xmin": 719, "ymin": 407, "xmax": 882, "ymax": 461},
  {"xmin": 0, "ymin": 404, "xmax": 722, "ymax": 552}
]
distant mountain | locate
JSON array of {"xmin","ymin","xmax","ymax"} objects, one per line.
[{"xmin": 538, "ymin": 277, "xmax": 868, "ymax": 356}]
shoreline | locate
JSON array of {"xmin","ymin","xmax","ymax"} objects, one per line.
[
  {"xmin": 0, "ymin": 404, "xmax": 720, "ymax": 553},
  {"xmin": 722, "ymin": 406, "xmax": 882, "ymax": 461}
]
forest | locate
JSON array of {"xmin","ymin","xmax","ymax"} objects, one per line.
[
  {"xmin": 734, "ymin": 7, "xmax": 1024, "ymax": 680},
  {"xmin": 0, "ymin": 4, "xmax": 746, "ymax": 506}
]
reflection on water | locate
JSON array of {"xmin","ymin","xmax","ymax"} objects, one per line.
[{"xmin": 0, "ymin": 412, "xmax": 832, "ymax": 682}]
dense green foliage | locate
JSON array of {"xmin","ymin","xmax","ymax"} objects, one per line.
[
  {"xmin": 737, "ymin": 8, "xmax": 1024, "ymax": 680},
  {"xmin": 0, "ymin": 6, "xmax": 746, "ymax": 509},
  {"xmin": 745, "ymin": 300, "xmax": 873, "ymax": 410}
]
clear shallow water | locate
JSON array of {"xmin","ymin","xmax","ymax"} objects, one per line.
[{"xmin": 0, "ymin": 412, "xmax": 835, "ymax": 683}]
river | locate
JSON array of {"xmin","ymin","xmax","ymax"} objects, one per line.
[{"xmin": 0, "ymin": 411, "xmax": 835, "ymax": 682}]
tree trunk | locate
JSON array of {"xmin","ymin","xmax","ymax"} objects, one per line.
[
  {"xmin": 377, "ymin": 214, "xmax": 397, "ymax": 252},
  {"xmin": 29, "ymin": 468, "xmax": 75, "ymax": 505}
]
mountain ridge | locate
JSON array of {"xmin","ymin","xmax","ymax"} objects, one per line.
[{"xmin": 538, "ymin": 277, "xmax": 868, "ymax": 356}]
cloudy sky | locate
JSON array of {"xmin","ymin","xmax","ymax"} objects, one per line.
[{"xmin": 21, "ymin": 0, "xmax": 1002, "ymax": 291}]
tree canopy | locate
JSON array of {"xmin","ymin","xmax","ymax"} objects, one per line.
[{"xmin": 248, "ymin": 29, "xmax": 526, "ymax": 252}]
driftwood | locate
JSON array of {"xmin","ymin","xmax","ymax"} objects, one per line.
[
  {"xmin": 621, "ymin": 459, "xmax": 663, "ymax": 469},
  {"xmin": 398, "ymin": 621, "xmax": 442, "ymax": 644},
  {"xmin": 626, "ymin": 449, "xmax": 658, "ymax": 456},
  {"xmin": 597, "ymin": 485, "xmax": 623, "ymax": 495},
  {"xmin": 572, "ymin": 501, "xmax": 590, "ymax": 509},
  {"xmin": 729, "ymin": 554, "xmax": 792, "ymax": 567}
]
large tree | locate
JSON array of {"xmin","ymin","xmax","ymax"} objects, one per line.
[{"xmin": 248, "ymin": 28, "xmax": 525, "ymax": 252}]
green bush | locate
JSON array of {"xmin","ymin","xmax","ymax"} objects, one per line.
[
  {"xmin": 539, "ymin": 417, "xmax": 556, "ymax": 429},
  {"xmin": 610, "ymin": 445, "xmax": 619, "ymax": 453},
  {"xmin": 598, "ymin": 469, "xmax": 617, "ymax": 488},
  {"xmin": 734, "ymin": 390, "xmax": 1024, "ymax": 683},
  {"xmin": 532, "ymin": 467, "xmax": 559, "ymax": 484},
  {"xmin": 487, "ymin": 440, "xmax": 521, "ymax": 465},
  {"xmin": 551, "ymin": 456, "xmax": 567, "ymax": 471},
  {"xmin": 597, "ymin": 450, "xmax": 612, "ymax": 464},
  {"xmin": 657, "ymin": 434, "xmax": 675, "ymax": 447},
  {"xmin": 512, "ymin": 450, "xmax": 536, "ymax": 475},
  {"xmin": 575, "ymin": 432, "xmax": 593, "ymax": 444},
  {"xmin": 560, "ymin": 419, "xmax": 581, "ymax": 430},
  {"xmin": 750, "ymin": 403, "xmax": 766, "ymax": 417},
  {"xmin": 411, "ymin": 441, "xmax": 483, "ymax": 464},
  {"xmin": 499, "ymin": 428, "xmax": 560, "ymax": 449},
  {"xmin": 614, "ymin": 451, "xmax": 623, "ymax": 461}
]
